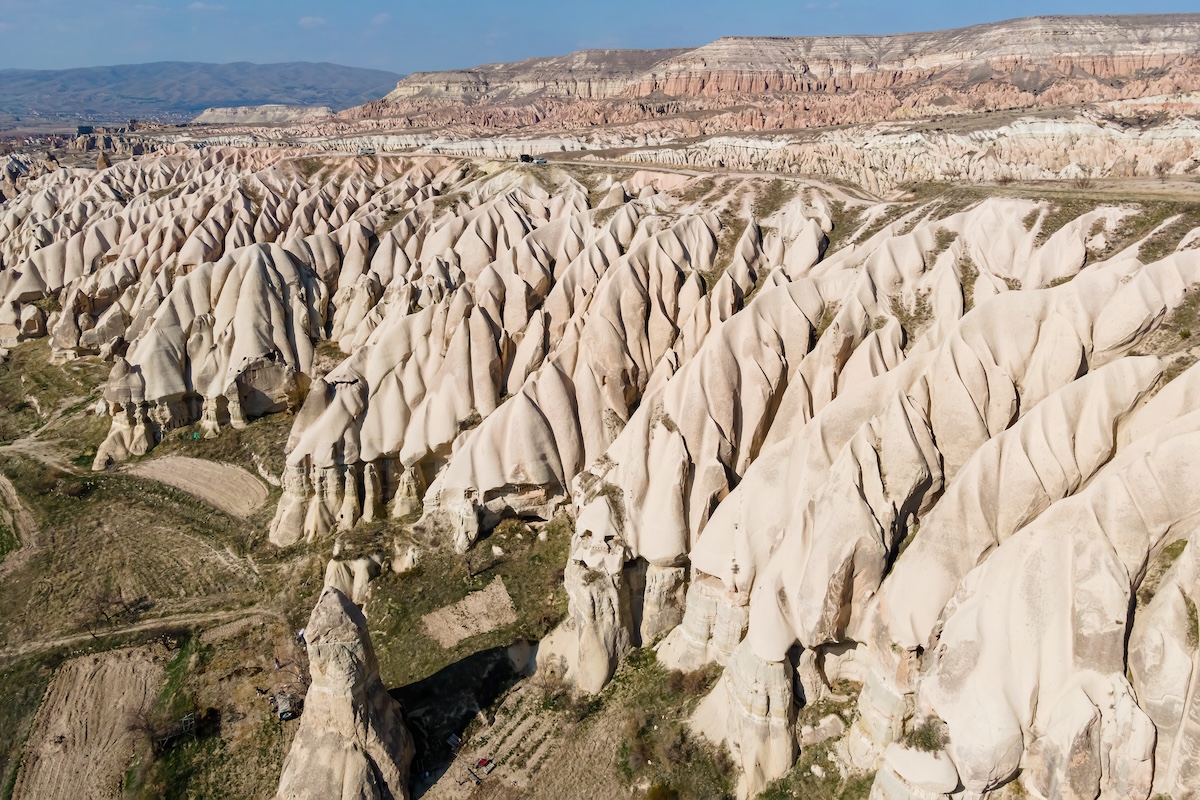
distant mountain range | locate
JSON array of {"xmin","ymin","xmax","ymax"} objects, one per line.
[{"xmin": 0, "ymin": 62, "xmax": 403, "ymax": 128}]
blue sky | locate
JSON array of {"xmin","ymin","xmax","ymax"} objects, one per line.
[{"xmin": 0, "ymin": 0, "xmax": 1197, "ymax": 73}]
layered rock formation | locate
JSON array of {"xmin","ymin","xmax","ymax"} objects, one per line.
[
  {"xmin": 276, "ymin": 586, "xmax": 414, "ymax": 800},
  {"xmin": 383, "ymin": 48, "xmax": 688, "ymax": 103},
  {"xmin": 536, "ymin": 189, "xmax": 1200, "ymax": 796},
  {"xmin": 193, "ymin": 105, "xmax": 334, "ymax": 126},
  {"xmin": 0, "ymin": 145, "xmax": 467, "ymax": 462},
  {"xmin": 5, "ymin": 120, "xmax": 1200, "ymax": 800},
  {"xmin": 345, "ymin": 15, "xmax": 1200, "ymax": 135},
  {"xmin": 619, "ymin": 114, "xmax": 1200, "ymax": 193}
]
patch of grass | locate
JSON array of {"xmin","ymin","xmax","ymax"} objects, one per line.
[
  {"xmin": 433, "ymin": 190, "xmax": 466, "ymax": 216},
  {"xmin": 795, "ymin": 681, "xmax": 858, "ymax": 731},
  {"xmin": 613, "ymin": 649, "xmax": 735, "ymax": 799},
  {"xmin": 375, "ymin": 205, "xmax": 413, "ymax": 235},
  {"xmin": 32, "ymin": 294, "xmax": 60, "ymax": 315},
  {"xmin": 1033, "ymin": 199, "xmax": 1200, "ymax": 267},
  {"xmin": 706, "ymin": 212, "xmax": 749, "ymax": 290},
  {"xmin": 366, "ymin": 515, "xmax": 570, "ymax": 688},
  {"xmin": 0, "ymin": 452, "xmax": 262, "ymax": 651},
  {"xmin": 854, "ymin": 203, "xmax": 917, "ymax": 245},
  {"xmin": 901, "ymin": 717, "xmax": 948, "ymax": 752},
  {"xmin": 160, "ymin": 635, "xmax": 206, "ymax": 719},
  {"xmin": 929, "ymin": 228, "xmax": 958, "ymax": 260},
  {"xmin": 124, "ymin": 623, "xmax": 301, "ymax": 800},
  {"xmin": 1021, "ymin": 207, "xmax": 1042, "ymax": 232},
  {"xmin": 592, "ymin": 204, "xmax": 622, "ymax": 227},
  {"xmin": 147, "ymin": 185, "xmax": 179, "ymax": 202},
  {"xmin": 759, "ymin": 739, "xmax": 874, "ymax": 800},
  {"xmin": 1125, "ymin": 282, "xmax": 1200, "ymax": 369},
  {"xmin": 752, "ymin": 179, "xmax": 798, "ymax": 220},
  {"xmin": 678, "ymin": 176, "xmax": 717, "ymax": 204},
  {"xmin": 153, "ymin": 410, "xmax": 295, "ymax": 478},
  {"xmin": 1033, "ymin": 198, "xmax": 1096, "ymax": 246},
  {"xmin": 0, "ymin": 339, "xmax": 109, "ymax": 443},
  {"xmin": 0, "ymin": 517, "xmax": 16, "ymax": 561},
  {"xmin": 536, "ymin": 669, "xmax": 603, "ymax": 721},
  {"xmin": 1138, "ymin": 539, "xmax": 1189, "ymax": 607},
  {"xmin": 28, "ymin": 399, "xmax": 114, "ymax": 468},
  {"xmin": 1137, "ymin": 205, "xmax": 1200, "ymax": 263},
  {"xmin": 824, "ymin": 200, "xmax": 860, "ymax": 253},
  {"xmin": 1184, "ymin": 592, "xmax": 1200, "ymax": 651},
  {"xmin": 597, "ymin": 483, "xmax": 625, "ymax": 533},
  {"xmin": 892, "ymin": 292, "xmax": 933, "ymax": 350},
  {"xmin": 293, "ymin": 158, "xmax": 323, "ymax": 180},
  {"xmin": 0, "ymin": 657, "xmax": 54, "ymax": 800},
  {"xmin": 960, "ymin": 253, "xmax": 980, "ymax": 312},
  {"xmin": 813, "ymin": 303, "xmax": 840, "ymax": 343}
]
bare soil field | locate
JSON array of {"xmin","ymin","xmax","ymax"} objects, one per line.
[
  {"xmin": 422, "ymin": 577, "xmax": 517, "ymax": 648},
  {"xmin": 11, "ymin": 646, "xmax": 164, "ymax": 800},
  {"xmin": 127, "ymin": 456, "xmax": 269, "ymax": 518}
]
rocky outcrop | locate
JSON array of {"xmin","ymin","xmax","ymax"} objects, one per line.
[
  {"xmin": 345, "ymin": 15, "xmax": 1200, "ymax": 136},
  {"xmin": 620, "ymin": 115, "xmax": 1200, "ymax": 193},
  {"xmin": 383, "ymin": 48, "xmax": 688, "ymax": 103},
  {"xmin": 9, "ymin": 127, "xmax": 1200, "ymax": 800},
  {"xmin": 629, "ymin": 16, "xmax": 1200, "ymax": 98},
  {"xmin": 276, "ymin": 586, "xmax": 414, "ymax": 800},
  {"xmin": 193, "ymin": 105, "xmax": 335, "ymax": 125}
]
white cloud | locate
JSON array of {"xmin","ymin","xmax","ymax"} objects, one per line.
[
  {"xmin": 370, "ymin": 12, "xmax": 390, "ymax": 26},
  {"xmin": 187, "ymin": 2, "xmax": 225, "ymax": 10},
  {"xmin": 298, "ymin": 16, "xmax": 327, "ymax": 29}
]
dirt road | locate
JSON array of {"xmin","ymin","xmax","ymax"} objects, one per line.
[
  {"xmin": 0, "ymin": 607, "xmax": 279, "ymax": 664},
  {"xmin": 0, "ymin": 472, "xmax": 40, "ymax": 582}
]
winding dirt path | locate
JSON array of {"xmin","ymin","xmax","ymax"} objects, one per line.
[
  {"xmin": 0, "ymin": 607, "xmax": 280, "ymax": 664},
  {"xmin": 0, "ymin": 472, "xmax": 40, "ymax": 582}
]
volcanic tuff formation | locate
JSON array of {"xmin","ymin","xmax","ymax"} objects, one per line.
[
  {"xmin": 5, "ymin": 137, "xmax": 1200, "ymax": 796},
  {"xmin": 346, "ymin": 15, "xmax": 1200, "ymax": 133},
  {"xmin": 192, "ymin": 105, "xmax": 334, "ymax": 126},
  {"xmin": 7, "ymin": 14, "xmax": 1200, "ymax": 796},
  {"xmin": 276, "ymin": 586, "xmax": 414, "ymax": 800}
]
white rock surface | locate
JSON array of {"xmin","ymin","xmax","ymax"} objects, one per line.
[{"xmin": 276, "ymin": 587, "xmax": 414, "ymax": 800}]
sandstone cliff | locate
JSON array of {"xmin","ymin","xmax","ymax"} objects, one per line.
[
  {"xmin": 193, "ymin": 105, "xmax": 334, "ymax": 125},
  {"xmin": 5, "ymin": 125, "xmax": 1200, "ymax": 800},
  {"xmin": 276, "ymin": 586, "xmax": 414, "ymax": 800},
  {"xmin": 345, "ymin": 14, "xmax": 1200, "ymax": 134}
]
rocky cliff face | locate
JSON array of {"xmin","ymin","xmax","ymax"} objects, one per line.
[
  {"xmin": 276, "ymin": 586, "xmax": 414, "ymax": 800},
  {"xmin": 347, "ymin": 15, "xmax": 1200, "ymax": 134},
  {"xmin": 6, "ymin": 103, "xmax": 1200, "ymax": 798},
  {"xmin": 384, "ymin": 48, "xmax": 688, "ymax": 103},
  {"xmin": 192, "ymin": 105, "xmax": 334, "ymax": 125},
  {"xmin": 629, "ymin": 15, "xmax": 1200, "ymax": 97}
]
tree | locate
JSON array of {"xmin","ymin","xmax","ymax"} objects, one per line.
[{"xmin": 1154, "ymin": 160, "xmax": 1171, "ymax": 184}]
